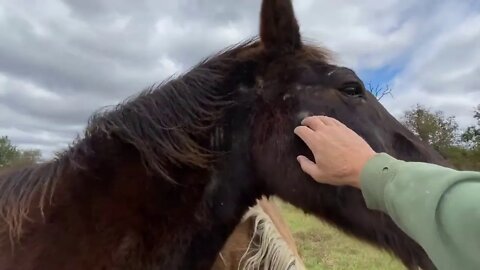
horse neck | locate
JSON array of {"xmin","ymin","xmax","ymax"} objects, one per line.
[{"xmin": 178, "ymin": 101, "xmax": 265, "ymax": 270}]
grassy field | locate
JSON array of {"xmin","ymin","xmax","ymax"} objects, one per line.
[{"xmin": 277, "ymin": 200, "xmax": 406, "ymax": 270}]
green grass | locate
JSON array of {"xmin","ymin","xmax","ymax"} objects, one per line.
[{"xmin": 277, "ymin": 200, "xmax": 406, "ymax": 270}]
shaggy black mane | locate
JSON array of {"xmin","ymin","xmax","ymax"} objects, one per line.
[
  {"xmin": 69, "ymin": 38, "xmax": 262, "ymax": 181},
  {"xmin": 0, "ymin": 39, "xmax": 260, "ymax": 244}
]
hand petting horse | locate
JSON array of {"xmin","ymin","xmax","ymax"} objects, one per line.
[{"xmin": 0, "ymin": 0, "xmax": 446, "ymax": 269}]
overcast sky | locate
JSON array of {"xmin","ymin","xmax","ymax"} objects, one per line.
[{"xmin": 0, "ymin": 0, "xmax": 479, "ymax": 158}]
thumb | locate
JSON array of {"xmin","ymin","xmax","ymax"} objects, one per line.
[{"xmin": 296, "ymin": 155, "xmax": 323, "ymax": 181}]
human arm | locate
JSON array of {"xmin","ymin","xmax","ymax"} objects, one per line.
[
  {"xmin": 294, "ymin": 116, "xmax": 480, "ymax": 269},
  {"xmin": 361, "ymin": 153, "xmax": 480, "ymax": 269}
]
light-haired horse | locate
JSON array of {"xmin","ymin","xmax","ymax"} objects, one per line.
[{"xmin": 213, "ymin": 197, "xmax": 305, "ymax": 270}]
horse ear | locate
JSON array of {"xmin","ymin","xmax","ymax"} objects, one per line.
[{"xmin": 260, "ymin": 0, "xmax": 302, "ymax": 54}]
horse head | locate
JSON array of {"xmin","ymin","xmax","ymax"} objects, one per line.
[{"xmin": 235, "ymin": 0, "xmax": 447, "ymax": 269}]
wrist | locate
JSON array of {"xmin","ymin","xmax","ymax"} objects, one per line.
[{"xmin": 350, "ymin": 151, "xmax": 377, "ymax": 189}]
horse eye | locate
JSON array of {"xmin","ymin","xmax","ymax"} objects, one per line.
[{"xmin": 340, "ymin": 84, "xmax": 363, "ymax": 97}]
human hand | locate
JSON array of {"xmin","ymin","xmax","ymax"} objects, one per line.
[{"xmin": 294, "ymin": 116, "xmax": 376, "ymax": 188}]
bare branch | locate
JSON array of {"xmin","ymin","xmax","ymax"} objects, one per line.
[{"xmin": 368, "ymin": 83, "xmax": 393, "ymax": 101}]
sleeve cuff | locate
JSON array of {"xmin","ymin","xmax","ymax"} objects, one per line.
[{"xmin": 360, "ymin": 153, "xmax": 402, "ymax": 213}]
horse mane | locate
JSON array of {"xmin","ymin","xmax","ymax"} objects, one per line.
[
  {"xmin": 0, "ymin": 38, "xmax": 256, "ymax": 244},
  {"xmin": 0, "ymin": 37, "xmax": 331, "ymax": 246},
  {"xmin": 76, "ymin": 38, "xmax": 263, "ymax": 181},
  {"xmin": 0, "ymin": 160, "xmax": 65, "ymax": 244},
  {"xmin": 239, "ymin": 200, "xmax": 306, "ymax": 270}
]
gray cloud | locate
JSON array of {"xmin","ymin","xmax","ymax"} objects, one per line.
[
  {"xmin": 385, "ymin": 13, "xmax": 480, "ymax": 127},
  {"xmin": 0, "ymin": 0, "xmax": 479, "ymax": 158}
]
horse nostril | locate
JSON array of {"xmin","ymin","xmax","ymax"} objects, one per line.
[{"xmin": 296, "ymin": 111, "xmax": 313, "ymax": 125}]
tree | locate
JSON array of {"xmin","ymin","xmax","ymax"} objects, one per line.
[
  {"xmin": 0, "ymin": 136, "xmax": 41, "ymax": 168},
  {"xmin": 401, "ymin": 104, "xmax": 459, "ymax": 154},
  {"xmin": 400, "ymin": 105, "xmax": 480, "ymax": 171},
  {"xmin": 461, "ymin": 105, "xmax": 480, "ymax": 149},
  {"xmin": 0, "ymin": 136, "xmax": 21, "ymax": 168}
]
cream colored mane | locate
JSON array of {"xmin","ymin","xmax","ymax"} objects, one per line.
[
  {"xmin": 238, "ymin": 200, "xmax": 306, "ymax": 270},
  {"xmin": 213, "ymin": 197, "xmax": 305, "ymax": 270}
]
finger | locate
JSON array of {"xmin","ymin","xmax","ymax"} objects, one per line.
[
  {"xmin": 322, "ymin": 116, "xmax": 346, "ymax": 127},
  {"xmin": 317, "ymin": 115, "xmax": 342, "ymax": 126},
  {"xmin": 315, "ymin": 115, "xmax": 336, "ymax": 126},
  {"xmin": 301, "ymin": 116, "xmax": 326, "ymax": 131},
  {"xmin": 297, "ymin": 155, "xmax": 323, "ymax": 181},
  {"xmin": 294, "ymin": 126, "xmax": 317, "ymax": 149}
]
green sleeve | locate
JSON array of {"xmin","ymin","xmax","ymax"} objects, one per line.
[{"xmin": 360, "ymin": 153, "xmax": 480, "ymax": 270}]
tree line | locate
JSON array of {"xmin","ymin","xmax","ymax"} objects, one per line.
[
  {"xmin": 0, "ymin": 136, "xmax": 41, "ymax": 169},
  {"xmin": 401, "ymin": 104, "xmax": 480, "ymax": 170},
  {"xmin": 1, "ymin": 104, "xmax": 479, "ymax": 171}
]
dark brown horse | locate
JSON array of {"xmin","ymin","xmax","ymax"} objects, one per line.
[{"xmin": 0, "ymin": 0, "xmax": 447, "ymax": 269}]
